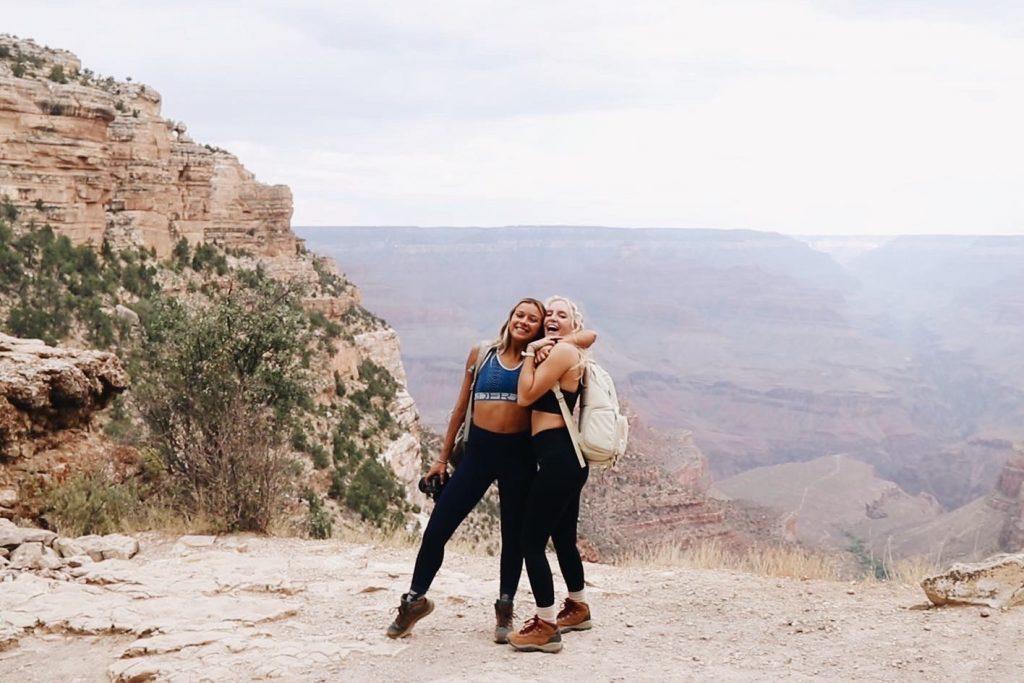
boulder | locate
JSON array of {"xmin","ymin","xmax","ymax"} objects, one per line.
[
  {"xmin": 0, "ymin": 522, "xmax": 57, "ymax": 548},
  {"xmin": 0, "ymin": 487, "xmax": 17, "ymax": 508},
  {"xmin": 74, "ymin": 533, "xmax": 139, "ymax": 561},
  {"xmin": 10, "ymin": 542, "xmax": 42, "ymax": 569},
  {"xmin": 922, "ymin": 553, "xmax": 1024, "ymax": 609},
  {"xmin": 64, "ymin": 555, "xmax": 92, "ymax": 568},
  {"xmin": 112, "ymin": 304, "xmax": 140, "ymax": 326},
  {"xmin": 53, "ymin": 536, "xmax": 86, "ymax": 558}
]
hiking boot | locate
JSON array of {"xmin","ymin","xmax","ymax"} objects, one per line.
[
  {"xmin": 556, "ymin": 597, "xmax": 592, "ymax": 632},
  {"xmin": 494, "ymin": 596, "xmax": 515, "ymax": 644},
  {"xmin": 507, "ymin": 615, "xmax": 563, "ymax": 653},
  {"xmin": 386, "ymin": 592, "xmax": 434, "ymax": 639}
]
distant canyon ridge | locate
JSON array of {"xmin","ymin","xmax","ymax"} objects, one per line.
[{"xmin": 298, "ymin": 227, "xmax": 1024, "ymax": 521}]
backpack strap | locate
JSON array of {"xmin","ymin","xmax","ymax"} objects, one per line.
[
  {"xmin": 462, "ymin": 342, "xmax": 493, "ymax": 443},
  {"xmin": 552, "ymin": 385, "xmax": 586, "ymax": 468}
]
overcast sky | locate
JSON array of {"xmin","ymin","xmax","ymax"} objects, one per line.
[{"xmin": 5, "ymin": 1, "xmax": 1023, "ymax": 234}]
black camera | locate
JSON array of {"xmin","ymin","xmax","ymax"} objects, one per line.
[{"xmin": 417, "ymin": 473, "xmax": 449, "ymax": 501}]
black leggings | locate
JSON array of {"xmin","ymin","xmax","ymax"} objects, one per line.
[
  {"xmin": 410, "ymin": 424, "xmax": 535, "ymax": 597},
  {"xmin": 521, "ymin": 428, "xmax": 589, "ymax": 609}
]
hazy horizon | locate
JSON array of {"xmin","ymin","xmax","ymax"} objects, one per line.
[
  {"xmin": 6, "ymin": 2, "xmax": 1023, "ymax": 236},
  {"xmin": 296, "ymin": 224, "xmax": 1023, "ymax": 238}
]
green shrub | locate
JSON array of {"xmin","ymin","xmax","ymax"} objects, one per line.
[
  {"xmin": 305, "ymin": 490, "xmax": 333, "ymax": 539},
  {"xmin": 172, "ymin": 237, "xmax": 190, "ymax": 270},
  {"xmin": 328, "ymin": 466, "xmax": 347, "ymax": 500},
  {"xmin": 12, "ymin": 61, "xmax": 25, "ymax": 78},
  {"xmin": 332, "ymin": 430, "xmax": 357, "ymax": 464},
  {"xmin": 346, "ymin": 456, "xmax": 404, "ymax": 528},
  {"xmin": 44, "ymin": 469, "xmax": 142, "ymax": 536},
  {"xmin": 310, "ymin": 443, "xmax": 330, "ymax": 469},
  {"xmin": 291, "ymin": 427, "xmax": 310, "ymax": 452},
  {"xmin": 1, "ymin": 196, "xmax": 17, "ymax": 222},
  {"xmin": 133, "ymin": 275, "xmax": 314, "ymax": 532},
  {"xmin": 191, "ymin": 242, "xmax": 228, "ymax": 275},
  {"xmin": 47, "ymin": 65, "xmax": 67, "ymax": 83}
]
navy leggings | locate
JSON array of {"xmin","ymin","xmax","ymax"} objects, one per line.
[
  {"xmin": 410, "ymin": 424, "xmax": 535, "ymax": 597},
  {"xmin": 521, "ymin": 427, "xmax": 589, "ymax": 609}
]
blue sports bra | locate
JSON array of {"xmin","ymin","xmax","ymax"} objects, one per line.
[{"xmin": 473, "ymin": 349, "xmax": 521, "ymax": 403}]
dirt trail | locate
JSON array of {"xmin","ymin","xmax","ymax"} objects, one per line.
[{"xmin": 0, "ymin": 534, "xmax": 1020, "ymax": 681}]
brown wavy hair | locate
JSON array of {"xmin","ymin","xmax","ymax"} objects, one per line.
[{"xmin": 489, "ymin": 297, "xmax": 546, "ymax": 352}]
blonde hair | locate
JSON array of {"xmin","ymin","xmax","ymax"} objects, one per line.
[
  {"xmin": 490, "ymin": 298, "xmax": 546, "ymax": 352},
  {"xmin": 545, "ymin": 295, "xmax": 588, "ymax": 373}
]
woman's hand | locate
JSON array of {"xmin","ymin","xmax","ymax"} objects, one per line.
[
  {"xmin": 535, "ymin": 344, "xmax": 553, "ymax": 364},
  {"xmin": 426, "ymin": 459, "xmax": 448, "ymax": 479},
  {"xmin": 528, "ymin": 337, "xmax": 556, "ymax": 353}
]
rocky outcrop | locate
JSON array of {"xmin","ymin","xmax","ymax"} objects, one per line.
[
  {"xmin": 923, "ymin": 553, "xmax": 1024, "ymax": 609},
  {"xmin": 0, "ymin": 35, "xmax": 293, "ymax": 258},
  {"xmin": 578, "ymin": 415, "xmax": 767, "ymax": 561},
  {"xmin": 0, "ymin": 333, "xmax": 127, "ymax": 459},
  {"xmin": 877, "ymin": 444, "xmax": 1024, "ymax": 563},
  {"xmin": 0, "ymin": 36, "xmax": 426, "ymax": 511},
  {"xmin": 0, "ymin": 518, "xmax": 137, "ymax": 575}
]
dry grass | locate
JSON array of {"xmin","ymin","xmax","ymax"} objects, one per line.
[
  {"xmin": 878, "ymin": 555, "xmax": 941, "ymax": 586},
  {"xmin": 616, "ymin": 539, "xmax": 843, "ymax": 581},
  {"xmin": 615, "ymin": 538, "xmax": 941, "ymax": 586}
]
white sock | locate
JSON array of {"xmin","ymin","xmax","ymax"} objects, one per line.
[
  {"xmin": 537, "ymin": 605, "xmax": 557, "ymax": 624},
  {"xmin": 568, "ymin": 589, "xmax": 587, "ymax": 604}
]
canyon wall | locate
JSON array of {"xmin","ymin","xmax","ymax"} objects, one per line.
[
  {"xmin": 299, "ymin": 226, "xmax": 1024, "ymax": 514},
  {"xmin": 0, "ymin": 36, "xmax": 425, "ymax": 503},
  {"xmin": 0, "ymin": 36, "xmax": 293, "ymax": 258}
]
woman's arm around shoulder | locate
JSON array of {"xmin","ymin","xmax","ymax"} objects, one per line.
[{"xmin": 517, "ymin": 342, "xmax": 578, "ymax": 407}]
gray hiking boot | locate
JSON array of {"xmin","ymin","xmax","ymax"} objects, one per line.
[{"xmin": 494, "ymin": 595, "xmax": 514, "ymax": 643}]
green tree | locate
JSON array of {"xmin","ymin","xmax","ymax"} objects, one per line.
[{"xmin": 134, "ymin": 274, "xmax": 315, "ymax": 531}]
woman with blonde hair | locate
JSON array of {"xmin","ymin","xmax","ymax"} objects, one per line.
[
  {"xmin": 508, "ymin": 295, "xmax": 593, "ymax": 653},
  {"xmin": 387, "ymin": 298, "xmax": 595, "ymax": 644}
]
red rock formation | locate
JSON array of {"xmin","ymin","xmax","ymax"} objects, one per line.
[
  {"xmin": 578, "ymin": 414, "xmax": 768, "ymax": 560},
  {"xmin": 0, "ymin": 36, "xmax": 427, "ymax": 508},
  {"xmin": 0, "ymin": 35, "xmax": 293, "ymax": 258}
]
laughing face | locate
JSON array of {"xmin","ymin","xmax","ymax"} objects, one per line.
[
  {"xmin": 544, "ymin": 299, "xmax": 574, "ymax": 338},
  {"xmin": 508, "ymin": 302, "xmax": 544, "ymax": 342}
]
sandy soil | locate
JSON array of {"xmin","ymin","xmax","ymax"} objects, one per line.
[{"xmin": 0, "ymin": 534, "xmax": 1020, "ymax": 681}]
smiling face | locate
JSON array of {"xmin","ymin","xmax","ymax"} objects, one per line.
[
  {"xmin": 508, "ymin": 301, "xmax": 544, "ymax": 342},
  {"xmin": 544, "ymin": 299, "xmax": 575, "ymax": 338}
]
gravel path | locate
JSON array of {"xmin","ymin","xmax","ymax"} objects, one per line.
[{"xmin": 0, "ymin": 534, "xmax": 1020, "ymax": 681}]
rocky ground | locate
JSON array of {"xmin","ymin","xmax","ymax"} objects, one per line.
[{"xmin": 1, "ymin": 534, "xmax": 1022, "ymax": 681}]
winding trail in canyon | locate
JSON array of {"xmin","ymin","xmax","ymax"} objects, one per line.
[{"xmin": 1, "ymin": 534, "xmax": 1021, "ymax": 681}]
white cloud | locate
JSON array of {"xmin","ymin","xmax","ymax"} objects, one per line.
[{"xmin": 4, "ymin": 0, "xmax": 1023, "ymax": 233}]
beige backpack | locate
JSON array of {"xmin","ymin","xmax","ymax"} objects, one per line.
[{"xmin": 553, "ymin": 358, "xmax": 628, "ymax": 468}]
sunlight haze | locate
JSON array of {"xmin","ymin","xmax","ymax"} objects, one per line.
[{"xmin": 5, "ymin": 1, "xmax": 1022, "ymax": 234}]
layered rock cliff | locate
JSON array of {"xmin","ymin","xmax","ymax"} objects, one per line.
[
  {"xmin": 0, "ymin": 36, "xmax": 425, "ymax": 513},
  {"xmin": 0, "ymin": 35, "xmax": 293, "ymax": 258},
  {"xmin": 579, "ymin": 415, "xmax": 773, "ymax": 561}
]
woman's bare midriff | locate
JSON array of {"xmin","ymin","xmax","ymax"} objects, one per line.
[
  {"xmin": 472, "ymin": 401, "xmax": 531, "ymax": 434},
  {"xmin": 529, "ymin": 371, "xmax": 582, "ymax": 436}
]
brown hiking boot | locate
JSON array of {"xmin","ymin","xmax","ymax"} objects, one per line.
[
  {"xmin": 507, "ymin": 615, "xmax": 563, "ymax": 653},
  {"xmin": 556, "ymin": 597, "xmax": 592, "ymax": 632},
  {"xmin": 494, "ymin": 596, "xmax": 514, "ymax": 644},
  {"xmin": 386, "ymin": 592, "xmax": 434, "ymax": 639}
]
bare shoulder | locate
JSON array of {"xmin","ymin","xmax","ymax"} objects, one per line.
[
  {"xmin": 466, "ymin": 342, "xmax": 490, "ymax": 370},
  {"xmin": 549, "ymin": 342, "xmax": 580, "ymax": 363}
]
